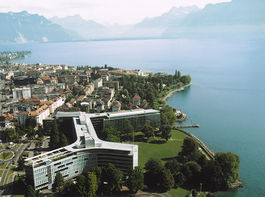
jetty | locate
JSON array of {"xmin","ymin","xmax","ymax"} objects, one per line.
[{"xmin": 174, "ymin": 124, "xmax": 200, "ymax": 129}]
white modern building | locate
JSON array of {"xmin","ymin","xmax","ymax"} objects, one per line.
[
  {"xmin": 25, "ymin": 111, "xmax": 145, "ymax": 190},
  {"xmin": 12, "ymin": 87, "xmax": 31, "ymax": 101},
  {"xmin": 94, "ymin": 78, "xmax": 103, "ymax": 89}
]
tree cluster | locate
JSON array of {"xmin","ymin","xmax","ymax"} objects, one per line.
[
  {"xmin": 164, "ymin": 137, "xmax": 241, "ymax": 192},
  {"xmin": 0, "ymin": 117, "xmax": 38, "ymax": 142},
  {"xmin": 117, "ymin": 70, "xmax": 190, "ymax": 109},
  {"xmin": 55, "ymin": 163, "xmax": 144, "ymax": 196},
  {"xmin": 49, "ymin": 120, "xmax": 69, "ymax": 150},
  {"xmin": 144, "ymin": 158, "xmax": 174, "ymax": 192},
  {"xmin": 144, "ymin": 138, "xmax": 240, "ymax": 193}
]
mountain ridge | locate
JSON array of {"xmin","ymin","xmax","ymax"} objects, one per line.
[
  {"xmin": 1, "ymin": 0, "xmax": 264, "ymax": 44},
  {"xmin": 0, "ymin": 11, "xmax": 79, "ymax": 44}
]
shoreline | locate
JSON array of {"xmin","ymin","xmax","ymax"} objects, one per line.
[
  {"xmin": 176, "ymin": 129, "xmax": 215, "ymax": 159},
  {"xmin": 162, "ymin": 83, "xmax": 192, "ymax": 102}
]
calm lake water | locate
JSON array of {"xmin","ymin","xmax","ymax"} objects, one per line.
[{"xmin": 1, "ymin": 38, "xmax": 265, "ymax": 196}]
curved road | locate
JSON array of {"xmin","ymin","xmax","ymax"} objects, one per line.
[{"xmin": 0, "ymin": 143, "xmax": 29, "ymax": 197}]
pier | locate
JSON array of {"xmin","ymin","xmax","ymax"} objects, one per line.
[{"xmin": 174, "ymin": 124, "xmax": 200, "ymax": 129}]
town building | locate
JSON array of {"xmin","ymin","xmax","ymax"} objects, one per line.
[
  {"xmin": 94, "ymin": 78, "xmax": 103, "ymax": 89},
  {"xmin": 12, "ymin": 87, "xmax": 31, "ymax": 101},
  {"xmin": 111, "ymin": 101, "xmax": 121, "ymax": 112},
  {"xmin": 132, "ymin": 93, "xmax": 141, "ymax": 106}
]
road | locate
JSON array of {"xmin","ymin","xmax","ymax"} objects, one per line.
[
  {"xmin": 0, "ymin": 142, "xmax": 29, "ymax": 197},
  {"xmin": 0, "ymin": 161, "xmax": 11, "ymax": 197}
]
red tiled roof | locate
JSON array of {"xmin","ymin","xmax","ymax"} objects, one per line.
[{"xmin": 133, "ymin": 94, "xmax": 140, "ymax": 100}]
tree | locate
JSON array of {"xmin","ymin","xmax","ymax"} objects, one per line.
[
  {"xmin": 180, "ymin": 75, "xmax": 191, "ymax": 85},
  {"xmin": 123, "ymin": 119, "xmax": 134, "ymax": 133},
  {"xmin": 142, "ymin": 124, "xmax": 154, "ymax": 140},
  {"xmin": 181, "ymin": 161, "xmax": 201, "ymax": 186},
  {"xmin": 175, "ymin": 70, "xmax": 181, "ymax": 80},
  {"xmin": 174, "ymin": 172, "xmax": 186, "ymax": 187},
  {"xmin": 75, "ymin": 175, "xmax": 87, "ymax": 197},
  {"xmin": 101, "ymin": 163, "xmax": 123, "ymax": 194},
  {"xmin": 49, "ymin": 120, "xmax": 60, "ymax": 149},
  {"xmin": 102, "ymin": 127, "xmax": 120, "ymax": 142},
  {"xmin": 53, "ymin": 172, "xmax": 64, "ymax": 193},
  {"xmin": 60, "ymin": 133, "xmax": 68, "ymax": 146},
  {"xmin": 25, "ymin": 117, "xmax": 36, "ymax": 129},
  {"xmin": 25, "ymin": 185, "xmax": 36, "ymax": 197},
  {"xmin": 62, "ymin": 181, "xmax": 76, "ymax": 197},
  {"xmin": 127, "ymin": 167, "xmax": 144, "ymax": 193},
  {"xmin": 18, "ymin": 156, "xmax": 24, "ymax": 170},
  {"xmin": 144, "ymin": 158, "xmax": 174, "ymax": 192},
  {"xmin": 1, "ymin": 128, "xmax": 19, "ymax": 142},
  {"xmin": 160, "ymin": 124, "xmax": 172, "ymax": 141},
  {"xmin": 160, "ymin": 105, "xmax": 176, "ymax": 126},
  {"xmin": 144, "ymin": 158, "xmax": 164, "ymax": 189},
  {"xmin": 165, "ymin": 159, "xmax": 185, "ymax": 186},
  {"xmin": 201, "ymin": 160, "xmax": 224, "ymax": 191},
  {"xmin": 160, "ymin": 167, "xmax": 174, "ymax": 192},
  {"xmin": 92, "ymin": 166, "xmax": 102, "ymax": 191},
  {"xmin": 178, "ymin": 137, "xmax": 202, "ymax": 163},
  {"xmin": 165, "ymin": 159, "xmax": 181, "ymax": 174},
  {"xmin": 87, "ymin": 172, "xmax": 98, "ymax": 197},
  {"xmin": 215, "ymin": 152, "xmax": 240, "ymax": 188}
]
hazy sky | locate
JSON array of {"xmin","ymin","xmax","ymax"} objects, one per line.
[{"xmin": 0, "ymin": 0, "xmax": 231, "ymax": 25}]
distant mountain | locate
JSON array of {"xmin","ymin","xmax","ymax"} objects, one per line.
[
  {"xmin": 1, "ymin": 0, "xmax": 264, "ymax": 44},
  {"xmin": 0, "ymin": 11, "xmax": 78, "ymax": 44},
  {"xmin": 50, "ymin": 15, "xmax": 110, "ymax": 40},
  {"xmin": 124, "ymin": 6, "xmax": 200, "ymax": 38},
  {"xmin": 163, "ymin": 0, "xmax": 265, "ymax": 38}
]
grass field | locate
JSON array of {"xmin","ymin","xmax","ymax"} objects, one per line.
[
  {"xmin": 132, "ymin": 130, "xmax": 195, "ymax": 197},
  {"xmin": 0, "ymin": 151, "xmax": 14, "ymax": 161},
  {"xmin": 168, "ymin": 187, "xmax": 189, "ymax": 197},
  {"xmin": 134, "ymin": 129, "xmax": 189, "ymax": 167},
  {"xmin": 4, "ymin": 165, "xmax": 16, "ymax": 184},
  {"xmin": 0, "ymin": 162, "xmax": 8, "ymax": 169}
]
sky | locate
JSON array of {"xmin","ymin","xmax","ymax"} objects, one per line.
[{"xmin": 0, "ymin": 0, "xmax": 231, "ymax": 25}]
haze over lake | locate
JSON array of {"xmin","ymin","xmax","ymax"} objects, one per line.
[{"xmin": 1, "ymin": 38, "xmax": 265, "ymax": 196}]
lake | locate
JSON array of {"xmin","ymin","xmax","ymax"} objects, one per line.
[{"xmin": 1, "ymin": 38, "xmax": 265, "ymax": 196}]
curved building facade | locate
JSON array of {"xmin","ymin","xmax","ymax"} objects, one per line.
[{"xmin": 25, "ymin": 109, "xmax": 160, "ymax": 190}]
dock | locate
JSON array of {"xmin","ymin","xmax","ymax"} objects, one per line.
[{"xmin": 174, "ymin": 124, "xmax": 200, "ymax": 129}]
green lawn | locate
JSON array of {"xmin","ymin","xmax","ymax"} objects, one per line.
[
  {"xmin": 132, "ymin": 130, "xmax": 193, "ymax": 196},
  {"xmin": 168, "ymin": 187, "xmax": 189, "ymax": 197},
  {"xmin": 0, "ymin": 162, "xmax": 8, "ymax": 169},
  {"xmin": 4, "ymin": 165, "xmax": 16, "ymax": 184},
  {"xmin": 0, "ymin": 151, "xmax": 14, "ymax": 160},
  {"xmin": 134, "ymin": 130, "xmax": 189, "ymax": 167}
]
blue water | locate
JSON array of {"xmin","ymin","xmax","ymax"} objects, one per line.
[{"xmin": 1, "ymin": 39, "xmax": 265, "ymax": 196}]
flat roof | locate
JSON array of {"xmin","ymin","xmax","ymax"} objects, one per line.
[{"xmin": 25, "ymin": 109, "xmax": 158, "ymax": 166}]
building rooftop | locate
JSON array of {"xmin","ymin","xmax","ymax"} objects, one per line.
[{"xmin": 25, "ymin": 110, "xmax": 155, "ymax": 167}]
